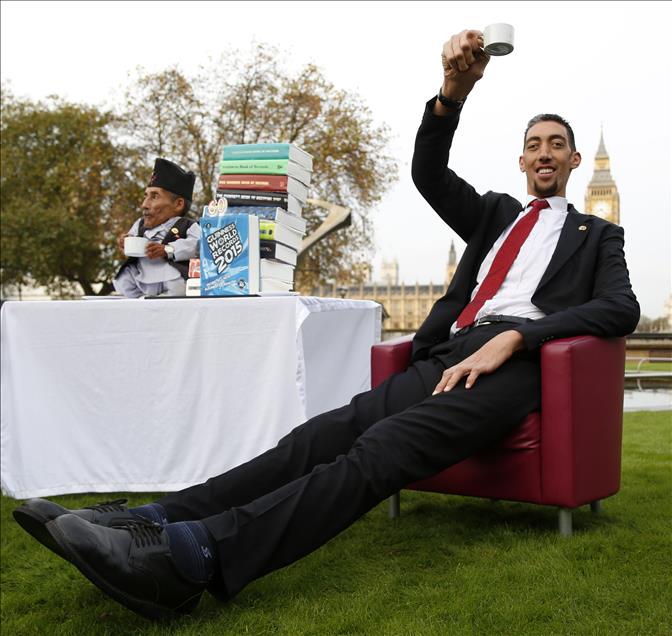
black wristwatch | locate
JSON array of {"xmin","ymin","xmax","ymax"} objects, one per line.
[{"xmin": 437, "ymin": 87, "xmax": 465, "ymax": 111}]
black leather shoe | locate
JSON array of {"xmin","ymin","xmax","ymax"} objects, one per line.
[
  {"xmin": 13, "ymin": 498, "xmax": 139, "ymax": 559},
  {"xmin": 45, "ymin": 515, "xmax": 207, "ymax": 621}
]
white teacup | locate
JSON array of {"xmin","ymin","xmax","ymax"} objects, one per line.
[
  {"xmin": 483, "ymin": 23, "xmax": 514, "ymax": 56},
  {"xmin": 124, "ymin": 236, "xmax": 149, "ymax": 257}
]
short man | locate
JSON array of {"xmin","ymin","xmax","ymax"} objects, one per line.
[
  {"xmin": 15, "ymin": 30, "xmax": 639, "ymax": 621},
  {"xmin": 113, "ymin": 158, "xmax": 199, "ymax": 298}
]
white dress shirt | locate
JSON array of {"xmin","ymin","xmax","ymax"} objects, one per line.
[{"xmin": 450, "ymin": 195, "xmax": 568, "ymax": 334}]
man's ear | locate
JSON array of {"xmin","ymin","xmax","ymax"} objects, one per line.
[
  {"xmin": 174, "ymin": 196, "xmax": 186, "ymax": 215},
  {"xmin": 570, "ymin": 151, "xmax": 582, "ymax": 170},
  {"xmin": 519, "ymin": 156, "xmax": 525, "ymax": 172}
]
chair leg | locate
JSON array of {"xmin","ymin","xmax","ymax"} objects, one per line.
[
  {"xmin": 558, "ymin": 508, "xmax": 573, "ymax": 536},
  {"xmin": 389, "ymin": 492, "xmax": 400, "ymax": 519},
  {"xmin": 590, "ymin": 500, "xmax": 602, "ymax": 514}
]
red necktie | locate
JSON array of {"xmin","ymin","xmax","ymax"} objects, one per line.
[{"xmin": 455, "ymin": 198, "xmax": 550, "ymax": 329}]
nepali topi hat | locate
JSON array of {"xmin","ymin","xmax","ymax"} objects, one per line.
[{"xmin": 148, "ymin": 158, "xmax": 196, "ymax": 201}]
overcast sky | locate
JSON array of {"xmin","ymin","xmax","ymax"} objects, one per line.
[{"xmin": 2, "ymin": 0, "xmax": 670, "ymax": 317}]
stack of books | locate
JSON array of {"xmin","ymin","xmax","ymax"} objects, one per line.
[
  {"xmin": 196, "ymin": 143, "xmax": 312, "ymax": 296},
  {"xmin": 217, "ymin": 143, "xmax": 312, "ymax": 292}
]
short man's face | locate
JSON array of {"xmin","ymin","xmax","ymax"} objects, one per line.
[
  {"xmin": 141, "ymin": 187, "xmax": 184, "ymax": 229},
  {"xmin": 519, "ymin": 121, "xmax": 581, "ymax": 198}
]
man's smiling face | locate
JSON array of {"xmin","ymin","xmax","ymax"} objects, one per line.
[{"xmin": 519, "ymin": 121, "xmax": 581, "ymax": 198}]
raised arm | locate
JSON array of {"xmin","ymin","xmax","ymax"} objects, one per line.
[{"xmin": 411, "ymin": 30, "xmax": 492, "ymax": 242}]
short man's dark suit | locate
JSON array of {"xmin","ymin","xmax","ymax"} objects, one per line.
[{"xmin": 158, "ymin": 100, "xmax": 640, "ymax": 600}]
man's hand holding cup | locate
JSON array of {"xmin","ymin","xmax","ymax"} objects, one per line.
[{"xmin": 439, "ymin": 29, "xmax": 490, "ymax": 106}]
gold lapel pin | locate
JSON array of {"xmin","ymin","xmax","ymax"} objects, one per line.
[
  {"xmin": 579, "ymin": 225, "xmax": 587, "ymax": 231},
  {"xmin": 171, "ymin": 228, "xmax": 180, "ymax": 235}
]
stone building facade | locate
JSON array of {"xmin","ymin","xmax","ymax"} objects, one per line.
[{"xmin": 312, "ymin": 241, "xmax": 458, "ymax": 332}]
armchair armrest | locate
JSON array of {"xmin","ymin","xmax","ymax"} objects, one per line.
[
  {"xmin": 371, "ymin": 334, "xmax": 414, "ymax": 389},
  {"xmin": 540, "ymin": 336, "xmax": 626, "ymax": 507}
]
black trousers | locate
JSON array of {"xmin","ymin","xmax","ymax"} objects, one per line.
[{"xmin": 158, "ymin": 323, "xmax": 541, "ymax": 599}]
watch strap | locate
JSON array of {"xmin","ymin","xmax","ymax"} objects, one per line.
[{"xmin": 437, "ymin": 87, "xmax": 465, "ymax": 110}]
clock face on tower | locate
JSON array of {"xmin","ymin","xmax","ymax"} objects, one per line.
[{"xmin": 593, "ymin": 200, "xmax": 611, "ymax": 219}]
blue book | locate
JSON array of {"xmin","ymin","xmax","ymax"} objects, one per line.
[
  {"xmin": 221, "ymin": 143, "xmax": 313, "ymax": 171},
  {"xmin": 199, "ymin": 214, "xmax": 260, "ymax": 296}
]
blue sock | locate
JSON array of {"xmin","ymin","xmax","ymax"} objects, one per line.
[
  {"xmin": 164, "ymin": 521, "xmax": 217, "ymax": 582},
  {"xmin": 128, "ymin": 503, "xmax": 168, "ymax": 525}
]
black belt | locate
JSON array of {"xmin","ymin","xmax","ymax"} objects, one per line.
[{"xmin": 454, "ymin": 314, "xmax": 531, "ymax": 337}]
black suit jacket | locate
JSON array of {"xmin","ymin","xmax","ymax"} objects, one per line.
[{"xmin": 410, "ymin": 99, "xmax": 640, "ymax": 362}]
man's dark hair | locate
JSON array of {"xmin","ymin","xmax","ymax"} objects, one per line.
[{"xmin": 524, "ymin": 114, "xmax": 576, "ymax": 152}]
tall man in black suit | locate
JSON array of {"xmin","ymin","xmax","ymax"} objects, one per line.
[{"xmin": 14, "ymin": 29, "xmax": 639, "ymax": 621}]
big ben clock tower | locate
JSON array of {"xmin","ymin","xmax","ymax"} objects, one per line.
[{"xmin": 584, "ymin": 128, "xmax": 620, "ymax": 225}]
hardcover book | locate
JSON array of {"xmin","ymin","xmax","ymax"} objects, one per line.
[
  {"xmin": 259, "ymin": 220, "xmax": 304, "ymax": 251},
  {"xmin": 260, "ymin": 240, "xmax": 298, "ymax": 266},
  {"xmin": 226, "ymin": 206, "xmax": 307, "ymax": 234},
  {"xmin": 221, "ymin": 143, "xmax": 313, "ymax": 171},
  {"xmin": 215, "ymin": 189, "xmax": 303, "ymax": 216},
  {"xmin": 199, "ymin": 214, "xmax": 260, "ymax": 296},
  {"xmin": 216, "ymin": 174, "xmax": 308, "ymax": 203},
  {"xmin": 219, "ymin": 158, "xmax": 312, "ymax": 187},
  {"xmin": 260, "ymin": 258, "xmax": 294, "ymax": 284},
  {"xmin": 260, "ymin": 276, "xmax": 293, "ymax": 293}
]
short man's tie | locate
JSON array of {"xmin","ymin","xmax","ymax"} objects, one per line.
[{"xmin": 455, "ymin": 198, "xmax": 550, "ymax": 329}]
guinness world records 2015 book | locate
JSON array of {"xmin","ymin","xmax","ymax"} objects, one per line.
[{"xmin": 200, "ymin": 214, "xmax": 260, "ymax": 296}]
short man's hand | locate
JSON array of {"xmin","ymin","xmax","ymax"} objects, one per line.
[
  {"xmin": 438, "ymin": 29, "xmax": 490, "ymax": 104},
  {"xmin": 117, "ymin": 234, "xmax": 129, "ymax": 252},
  {"xmin": 145, "ymin": 242, "xmax": 167, "ymax": 259},
  {"xmin": 432, "ymin": 330, "xmax": 524, "ymax": 394}
]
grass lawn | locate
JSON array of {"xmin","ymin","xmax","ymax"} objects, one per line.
[
  {"xmin": 625, "ymin": 360, "xmax": 672, "ymax": 373},
  {"xmin": 1, "ymin": 411, "xmax": 670, "ymax": 635}
]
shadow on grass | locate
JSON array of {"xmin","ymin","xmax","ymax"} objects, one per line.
[{"xmin": 390, "ymin": 492, "xmax": 611, "ymax": 536}]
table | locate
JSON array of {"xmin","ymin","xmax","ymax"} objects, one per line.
[{"xmin": 1, "ymin": 296, "xmax": 381, "ymax": 499}]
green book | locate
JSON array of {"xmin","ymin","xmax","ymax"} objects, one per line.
[
  {"xmin": 221, "ymin": 143, "xmax": 313, "ymax": 171},
  {"xmin": 259, "ymin": 220, "xmax": 304, "ymax": 251},
  {"xmin": 219, "ymin": 158, "xmax": 312, "ymax": 186}
]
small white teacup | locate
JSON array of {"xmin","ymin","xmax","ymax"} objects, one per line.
[
  {"xmin": 124, "ymin": 236, "xmax": 149, "ymax": 257},
  {"xmin": 483, "ymin": 23, "xmax": 515, "ymax": 56}
]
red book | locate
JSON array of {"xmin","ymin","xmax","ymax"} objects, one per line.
[
  {"xmin": 188, "ymin": 258, "xmax": 200, "ymax": 278},
  {"xmin": 216, "ymin": 174, "xmax": 307, "ymax": 203}
]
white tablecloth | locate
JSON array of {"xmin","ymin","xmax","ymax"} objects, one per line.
[{"xmin": 1, "ymin": 296, "xmax": 381, "ymax": 499}]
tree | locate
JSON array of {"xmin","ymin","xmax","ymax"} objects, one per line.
[
  {"xmin": 1, "ymin": 89, "xmax": 143, "ymax": 297},
  {"xmin": 120, "ymin": 45, "xmax": 398, "ymax": 290}
]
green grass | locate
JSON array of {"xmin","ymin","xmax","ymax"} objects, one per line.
[
  {"xmin": 625, "ymin": 360, "xmax": 672, "ymax": 373},
  {"xmin": 2, "ymin": 411, "xmax": 670, "ymax": 635}
]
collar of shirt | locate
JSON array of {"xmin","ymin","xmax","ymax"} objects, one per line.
[
  {"xmin": 142, "ymin": 216, "xmax": 181, "ymax": 240},
  {"xmin": 524, "ymin": 195, "xmax": 569, "ymax": 215}
]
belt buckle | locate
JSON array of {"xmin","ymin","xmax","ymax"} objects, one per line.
[{"xmin": 480, "ymin": 314, "xmax": 505, "ymax": 327}]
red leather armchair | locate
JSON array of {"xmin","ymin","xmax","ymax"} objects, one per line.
[{"xmin": 371, "ymin": 335, "xmax": 626, "ymax": 536}]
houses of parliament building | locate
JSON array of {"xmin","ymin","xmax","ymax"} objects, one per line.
[{"xmin": 313, "ymin": 130, "xmax": 621, "ymax": 332}]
